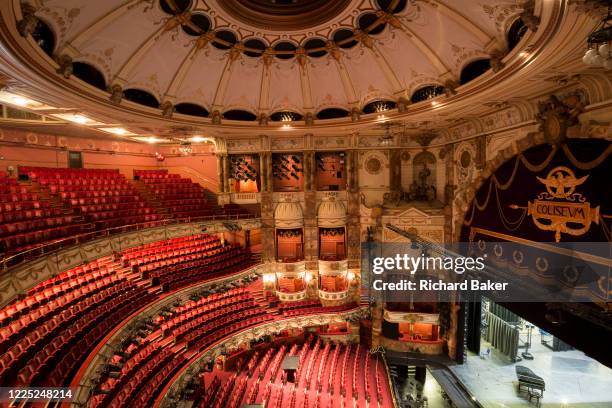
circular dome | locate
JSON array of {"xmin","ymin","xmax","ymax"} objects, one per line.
[
  {"xmin": 9, "ymin": 0, "xmax": 549, "ymax": 131},
  {"xmin": 217, "ymin": 0, "xmax": 352, "ymax": 31}
]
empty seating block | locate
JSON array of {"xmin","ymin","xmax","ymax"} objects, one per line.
[
  {"xmin": 134, "ymin": 169, "xmax": 251, "ymax": 220},
  {"xmin": 21, "ymin": 167, "xmax": 162, "ymax": 230},
  {"xmin": 195, "ymin": 337, "xmax": 395, "ymax": 408},
  {"xmin": 0, "ymin": 171, "xmax": 82, "ymax": 253}
]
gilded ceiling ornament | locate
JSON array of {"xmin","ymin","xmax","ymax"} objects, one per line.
[
  {"xmin": 55, "ymin": 54, "xmax": 73, "ymax": 79},
  {"xmin": 490, "ymin": 50, "xmax": 507, "ymax": 73},
  {"xmin": 109, "ymin": 84, "xmax": 123, "ymax": 105},
  {"xmin": 160, "ymin": 101, "xmax": 174, "ymax": 118},
  {"xmin": 17, "ymin": 4, "xmax": 38, "ymax": 37}
]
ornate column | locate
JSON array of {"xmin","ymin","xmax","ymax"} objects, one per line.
[
  {"xmin": 345, "ymin": 150, "xmax": 353, "ymax": 191},
  {"xmin": 259, "ymin": 153, "xmax": 267, "ymax": 192},
  {"xmin": 223, "ymin": 154, "xmax": 231, "ymax": 193},
  {"xmin": 216, "ymin": 154, "xmax": 224, "ymax": 193},
  {"xmin": 266, "ymin": 153, "xmax": 273, "ymax": 193}
]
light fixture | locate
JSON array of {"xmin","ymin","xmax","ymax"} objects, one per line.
[
  {"xmin": 583, "ymin": 1, "xmax": 612, "ymax": 69},
  {"xmin": 146, "ymin": 137, "xmax": 161, "ymax": 144},
  {"xmin": 98, "ymin": 127, "xmax": 136, "ymax": 136},
  {"xmin": 53, "ymin": 113, "xmax": 98, "ymax": 125},
  {"xmin": 0, "ymin": 92, "xmax": 42, "ymax": 108},
  {"xmin": 431, "ymin": 100, "xmax": 440, "ymax": 107},
  {"xmin": 179, "ymin": 142, "xmax": 193, "ymax": 156},
  {"xmin": 374, "ymin": 101, "xmax": 390, "ymax": 113},
  {"xmin": 190, "ymin": 136, "xmax": 206, "ymax": 143},
  {"xmin": 280, "ymin": 112, "xmax": 295, "ymax": 122},
  {"xmin": 263, "ymin": 273, "xmax": 276, "ymax": 284}
]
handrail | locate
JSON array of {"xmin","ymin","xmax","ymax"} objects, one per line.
[{"xmin": 2, "ymin": 212, "xmax": 261, "ymax": 271}]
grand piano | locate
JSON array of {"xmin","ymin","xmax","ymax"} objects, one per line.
[{"xmin": 515, "ymin": 365, "xmax": 545, "ymax": 405}]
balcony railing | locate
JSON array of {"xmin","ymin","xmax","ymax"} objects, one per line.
[
  {"xmin": 2, "ymin": 213, "xmax": 261, "ymax": 270},
  {"xmin": 276, "ymin": 290, "xmax": 308, "ymax": 302},
  {"xmin": 318, "ymin": 289, "xmax": 350, "ymax": 301},
  {"xmin": 230, "ymin": 192, "xmax": 260, "ymax": 204}
]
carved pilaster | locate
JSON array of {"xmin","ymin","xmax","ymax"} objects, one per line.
[
  {"xmin": 216, "ymin": 154, "xmax": 224, "ymax": 193},
  {"xmin": 17, "ymin": 4, "xmax": 38, "ymax": 37},
  {"xmin": 259, "ymin": 153, "xmax": 267, "ymax": 192},
  {"xmin": 223, "ymin": 154, "xmax": 230, "ymax": 193}
]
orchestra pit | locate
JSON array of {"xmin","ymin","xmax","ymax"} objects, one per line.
[{"xmin": 0, "ymin": 0, "xmax": 610, "ymax": 407}]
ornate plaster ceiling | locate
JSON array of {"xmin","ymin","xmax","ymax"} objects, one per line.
[{"xmin": 33, "ymin": 0, "xmax": 521, "ymax": 119}]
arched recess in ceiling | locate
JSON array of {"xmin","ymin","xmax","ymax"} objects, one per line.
[
  {"xmin": 270, "ymin": 111, "xmax": 303, "ymax": 122},
  {"xmin": 212, "ymin": 30, "xmax": 238, "ymax": 50},
  {"xmin": 175, "ymin": 102, "xmax": 209, "ymax": 118},
  {"xmin": 72, "ymin": 62, "xmax": 107, "ymax": 91},
  {"xmin": 31, "ymin": 19, "xmax": 55, "ymax": 58},
  {"xmin": 376, "ymin": 0, "xmax": 408, "ymax": 14},
  {"xmin": 507, "ymin": 17, "xmax": 528, "ymax": 52},
  {"xmin": 273, "ymin": 41, "xmax": 297, "ymax": 59},
  {"xmin": 123, "ymin": 89, "xmax": 159, "ymax": 108},
  {"xmin": 223, "ymin": 109, "xmax": 257, "ymax": 121},
  {"xmin": 316, "ymin": 108, "xmax": 350, "ymax": 120},
  {"xmin": 362, "ymin": 100, "xmax": 397, "ymax": 114},
  {"xmin": 332, "ymin": 28, "xmax": 358, "ymax": 49},
  {"xmin": 159, "ymin": 0, "xmax": 192, "ymax": 15},
  {"xmin": 460, "ymin": 59, "xmax": 491, "ymax": 85},
  {"xmin": 182, "ymin": 13, "xmax": 212, "ymax": 36},
  {"xmin": 357, "ymin": 12, "xmax": 387, "ymax": 35},
  {"xmin": 410, "ymin": 85, "xmax": 445, "ymax": 103},
  {"xmin": 243, "ymin": 38, "xmax": 267, "ymax": 57},
  {"xmin": 303, "ymin": 38, "xmax": 328, "ymax": 58}
]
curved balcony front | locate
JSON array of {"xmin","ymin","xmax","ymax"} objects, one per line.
[{"xmin": 276, "ymin": 290, "xmax": 308, "ymax": 302}]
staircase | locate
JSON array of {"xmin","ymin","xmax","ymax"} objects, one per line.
[{"xmin": 131, "ymin": 180, "xmax": 171, "ymax": 220}]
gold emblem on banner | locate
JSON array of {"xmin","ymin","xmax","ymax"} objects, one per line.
[{"xmin": 527, "ymin": 166, "xmax": 599, "ymax": 242}]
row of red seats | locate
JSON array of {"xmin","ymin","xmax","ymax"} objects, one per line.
[
  {"xmin": 134, "ymin": 169, "xmax": 226, "ymax": 220},
  {"xmin": 0, "ymin": 278, "xmax": 149, "ymax": 386},
  {"xmin": 184, "ymin": 313, "xmax": 271, "ymax": 350},
  {"xmin": 282, "ymin": 302, "xmax": 358, "ymax": 317},
  {"xmin": 134, "ymin": 169, "xmax": 180, "ymax": 179},
  {"xmin": 20, "ymin": 167, "xmax": 122, "ymax": 180},
  {"xmin": 1, "ymin": 224, "xmax": 83, "ymax": 253},
  {"xmin": 169, "ymin": 300, "xmax": 259, "ymax": 340},
  {"xmin": 138, "ymin": 245, "xmax": 236, "ymax": 275},
  {"xmin": 196, "ymin": 375, "xmax": 220, "ymax": 408},
  {"xmin": 0, "ymin": 200, "xmax": 50, "ymax": 212},
  {"xmin": 123, "ymin": 235, "xmax": 221, "ymax": 267},
  {"xmin": 149, "ymin": 250, "xmax": 254, "ymax": 291},
  {"xmin": 91, "ymin": 283, "xmax": 265, "ymax": 408},
  {"xmin": 0, "ymin": 215, "xmax": 75, "ymax": 237},
  {"xmin": 26, "ymin": 258, "xmax": 115, "ymax": 296},
  {"xmin": 121, "ymin": 233, "xmax": 214, "ymax": 256},
  {"xmin": 0, "ymin": 207, "xmax": 62, "ymax": 224}
]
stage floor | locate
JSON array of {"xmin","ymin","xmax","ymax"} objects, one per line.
[{"xmin": 451, "ymin": 331, "xmax": 612, "ymax": 407}]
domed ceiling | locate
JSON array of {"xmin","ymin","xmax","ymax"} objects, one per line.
[{"xmin": 32, "ymin": 0, "xmax": 523, "ymax": 122}]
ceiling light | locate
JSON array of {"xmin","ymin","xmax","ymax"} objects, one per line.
[
  {"xmin": 0, "ymin": 92, "xmax": 44, "ymax": 108},
  {"xmin": 12, "ymin": 96, "xmax": 30, "ymax": 106},
  {"xmin": 431, "ymin": 100, "xmax": 440, "ymax": 107},
  {"xmin": 146, "ymin": 137, "xmax": 161, "ymax": 143},
  {"xmin": 99, "ymin": 127, "xmax": 135, "ymax": 136},
  {"xmin": 583, "ymin": 3, "xmax": 612, "ymax": 69},
  {"xmin": 190, "ymin": 136, "xmax": 206, "ymax": 143},
  {"xmin": 53, "ymin": 113, "xmax": 97, "ymax": 125},
  {"xmin": 374, "ymin": 101, "xmax": 390, "ymax": 113}
]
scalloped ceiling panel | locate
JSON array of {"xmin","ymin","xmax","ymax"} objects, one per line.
[{"xmin": 35, "ymin": 0, "xmax": 519, "ymax": 115}]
